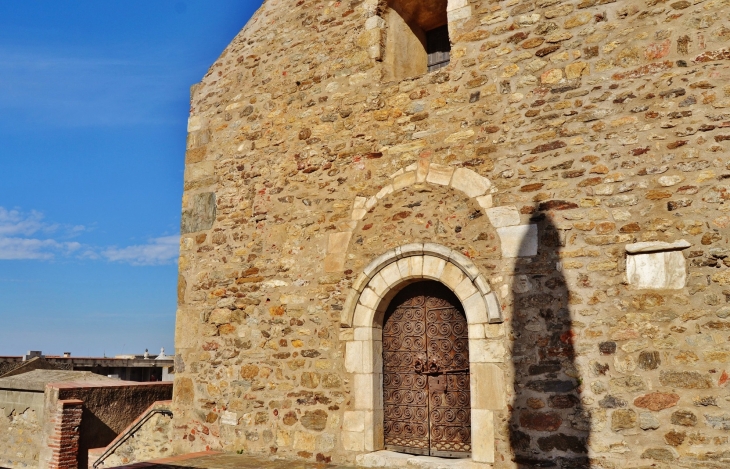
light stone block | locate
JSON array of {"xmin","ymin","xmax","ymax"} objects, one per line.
[
  {"xmin": 318, "ymin": 433, "xmax": 336, "ymax": 452},
  {"xmin": 474, "ymin": 275, "xmax": 491, "ymax": 294},
  {"xmin": 368, "ymin": 273, "xmax": 389, "ymax": 298},
  {"xmin": 627, "ymin": 251, "xmax": 687, "ymax": 290},
  {"xmin": 363, "ymin": 339, "xmax": 383, "ymax": 373},
  {"xmin": 187, "ymin": 115, "xmax": 202, "ymax": 132},
  {"xmin": 353, "ymin": 373, "xmax": 382, "ymax": 410},
  {"xmin": 393, "ymin": 171, "xmax": 417, "ymax": 191},
  {"xmin": 363, "ymin": 409, "xmax": 384, "ymax": 451},
  {"xmin": 355, "ymin": 327, "xmax": 382, "ymax": 341},
  {"xmin": 185, "ymin": 161, "xmax": 215, "ymax": 183},
  {"xmin": 324, "ymin": 252, "xmax": 346, "ymax": 272},
  {"xmin": 402, "ymin": 255, "xmax": 424, "ymax": 279},
  {"xmin": 471, "ymin": 363, "xmax": 505, "ymax": 410},
  {"xmin": 454, "ymin": 277, "xmax": 478, "ymax": 301},
  {"xmin": 359, "ymin": 287, "xmax": 380, "ymax": 310},
  {"xmin": 352, "ymin": 208, "xmax": 368, "ymax": 220},
  {"xmin": 294, "ymin": 431, "xmax": 317, "ymax": 451},
  {"xmin": 485, "ymin": 292, "xmax": 503, "ymax": 323},
  {"xmin": 440, "ymin": 262, "xmax": 467, "ymax": 291},
  {"xmin": 368, "ymin": 44, "xmax": 381, "ymax": 60},
  {"xmin": 365, "ymin": 15, "xmax": 385, "ymax": 30},
  {"xmin": 356, "ymin": 451, "xmax": 411, "ymax": 467},
  {"xmin": 345, "ymin": 340, "xmax": 363, "ymax": 373},
  {"xmin": 397, "ymin": 258, "xmax": 412, "ymax": 279},
  {"xmin": 379, "ymin": 261, "xmax": 403, "ymax": 287},
  {"xmin": 426, "ymin": 163, "xmax": 454, "ymax": 186},
  {"xmin": 343, "ymin": 411, "xmax": 366, "ymax": 432},
  {"xmin": 447, "ymin": 0, "xmax": 469, "ymax": 11},
  {"xmin": 463, "ymin": 292, "xmax": 488, "ymax": 324},
  {"xmin": 221, "ymin": 410, "xmax": 238, "ymax": 425},
  {"xmin": 476, "ymin": 194, "xmax": 493, "ymax": 210},
  {"xmin": 353, "ymin": 304, "xmax": 375, "ymax": 328},
  {"xmin": 396, "ymin": 243, "xmax": 424, "ymax": 258},
  {"xmin": 449, "ymin": 250, "xmax": 479, "ymax": 280},
  {"xmin": 276, "ymin": 429, "xmax": 291, "ymax": 447},
  {"xmin": 451, "ymin": 167, "xmax": 491, "ymax": 198},
  {"xmin": 470, "ymin": 339, "xmax": 506, "ymax": 363},
  {"xmin": 485, "ymin": 324, "xmax": 504, "ymax": 339},
  {"xmin": 353, "ymin": 273, "xmax": 369, "ymax": 292},
  {"xmin": 423, "ymin": 257, "xmax": 447, "ymax": 279},
  {"xmin": 339, "ymin": 220, "xmax": 358, "ymax": 231},
  {"xmin": 353, "ymin": 196, "xmax": 367, "ymax": 209},
  {"xmin": 497, "ymin": 224, "xmax": 538, "ymax": 258},
  {"xmin": 423, "ymin": 243, "xmax": 452, "ymax": 260},
  {"xmin": 625, "ymin": 239, "xmax": 691, "ymax": 254},
  {"xmin": 342, "ymin": 431, "xmax": 365, "ymax": 451},
  {"xmin": 366, "ymin": 196, "xmax": 378, "ymax": 210},
  {"xmin": 447, "ymin": 5, "xmax": 472, "ymax": 22},
  {"xmin": 486, "ymin": 206, "xmax": 520, "ymax": 228},
  {"xmin": 417, "ymin": 160, "xmax": 430, "ymax": 182},
  {"xmin": 471, "ymin": 409, "xmax": 495, "ymax": 463},
  {"xmin": 342, "ymin": 289, "xmax": 358, "ymax": 326},
  {"xmin": 328, "ymin": 231, "xmax": 353, "ymax": 253},
  {"xmin": 376, "ymin": 184, "xmax": 394, "ymax": 199},
  {"xmin": 468, "ymin": 323, "xmax": 485, "ymax": 339},
  {"xmin": 363, "ymin": 250, "xmax": 398, "ymax": 277}
]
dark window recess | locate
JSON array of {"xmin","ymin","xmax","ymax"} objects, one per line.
[{"xmin": 426, "ymin": 25, "xmax": 451, "ymax": 72}]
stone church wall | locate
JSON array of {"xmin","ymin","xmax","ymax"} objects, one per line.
[{"xmin": 173, "ymin": 0, "xmax": 730, "ymax": 466}]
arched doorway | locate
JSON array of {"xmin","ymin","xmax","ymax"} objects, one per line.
[{"xmin": 382, "ymin": 281, "xmax": 471, "ymax": 458}]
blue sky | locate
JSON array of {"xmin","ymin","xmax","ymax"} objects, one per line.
[{"xmin": 0, "ymin": 1, "xmax": 262, "ymax": 357}]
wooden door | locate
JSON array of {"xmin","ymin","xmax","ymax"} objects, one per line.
[{"xmin": 382, "ymin": 281, "xmax": 471, "ymax": 458}]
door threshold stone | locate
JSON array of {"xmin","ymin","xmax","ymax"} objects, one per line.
[{"xmin": 355, "ymin": 451, "xmax": 492, "ymax": 469}]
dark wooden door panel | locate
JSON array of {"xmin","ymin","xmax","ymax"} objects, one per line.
[{"xmin": 382, "ymin": 282, "xmax": 471, "ymax": 457}]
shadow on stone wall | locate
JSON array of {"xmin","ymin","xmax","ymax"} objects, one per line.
[{"xmin": 509, "ymin": 209, "xmax": 590, "ymax": 468}]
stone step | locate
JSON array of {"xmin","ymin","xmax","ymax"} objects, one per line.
[{"xmin": 356, "ymin": 451, "xmax": 492, "ymax": 469}]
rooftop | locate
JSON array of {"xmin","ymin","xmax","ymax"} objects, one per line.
[{"xmin": 0, "ymin": 369, "xmax": 116, "ymax": 392}]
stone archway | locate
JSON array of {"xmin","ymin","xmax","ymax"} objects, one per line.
[
  {"xmin": 324, "ymin": 162, "xmax": 539, "ymax": 273},
  {"xmin": 341, "ymin": 243, "xmax": 506, "ymax": 465}
]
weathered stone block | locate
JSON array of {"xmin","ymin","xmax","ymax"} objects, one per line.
[
  {"xmin": 497, "ymin": 224, "xmax": 538, "ymax": 257},
  {"xmin": 634, "ymin": 392, "xmax": 679, "ymax": 411},
  {"xmin": 181, "ymin": 192, "xmax": 215, "ymax": 234},
  {"xmin": 626, "ymin": 251, "xmax": 687, "ymax": 290},
  {"xmin": 486, "ymin": 206, "xmax": 520, "ymax": 228},
  {"xmin": 659, "ymin": 371, "xmax": 712, "ymax": 389},
  {"xmin": 611, "ymin": 409, "xmax": 637, "ymax": 431},
  {"xmin": 639, "ymin": 412, "xmax": 660, "ymax": 430}
]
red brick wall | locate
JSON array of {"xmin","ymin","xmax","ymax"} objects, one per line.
[{"xmin": 46, "ymin": 399, "xmax": 83, "ymax": 469}]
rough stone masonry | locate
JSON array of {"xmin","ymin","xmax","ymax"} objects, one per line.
[{"xmin": 171, "ymin": 0, "xmax": 730, "ymax": 467}]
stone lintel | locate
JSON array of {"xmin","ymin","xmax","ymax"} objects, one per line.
[{"xmin": 625, "ymin": 240, "xmax": 691, "ymax": 254}]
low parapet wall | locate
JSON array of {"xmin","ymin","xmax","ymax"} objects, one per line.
[
  {"xmin": 19, "ymin": 381, "xmax": 172, "ymax": 469},
  {"xmin": 0, "ymin": 388, "xmax": 45, "ymax": 468}
]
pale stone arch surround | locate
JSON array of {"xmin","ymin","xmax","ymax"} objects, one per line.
[
  {"xmin": 324, "ymin": 161, "xmax": 539, "ymax": 272},
  {"xmin": 340, "ymin": 244, "xmax": 506, "ymax": 465}
]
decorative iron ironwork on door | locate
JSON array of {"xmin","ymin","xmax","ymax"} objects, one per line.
[{"xmin": 382, "ymin": 281, "xmax": 471, "ymax": 458}]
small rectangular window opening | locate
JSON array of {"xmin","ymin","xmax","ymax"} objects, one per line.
[{"xmin": 426, "ymin": 25, "xmax": 451, "ymax": 72}]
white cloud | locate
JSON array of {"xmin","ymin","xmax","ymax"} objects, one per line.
[
  {"xmin": 0, "ymin": 238, "xmax": 80, "ymax": 260},
  {"xmin": 0, "ymin": 206, "xmax": 177, "ymax": 265},
  {"xmin": 102, "ymin": 236, "xmax": 180, "ymax": 266},
  {"xmin": 0, "ymin": 207, "xmax": 50, "ymax": 236},
  {"xmin": 0, "ymin": 207, "xmax": 81, "ymax": 260}
]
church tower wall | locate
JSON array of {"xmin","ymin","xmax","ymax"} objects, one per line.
[{"xmin": 174, "ymin": 0, "xmax": 730, "ymax": 466}]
